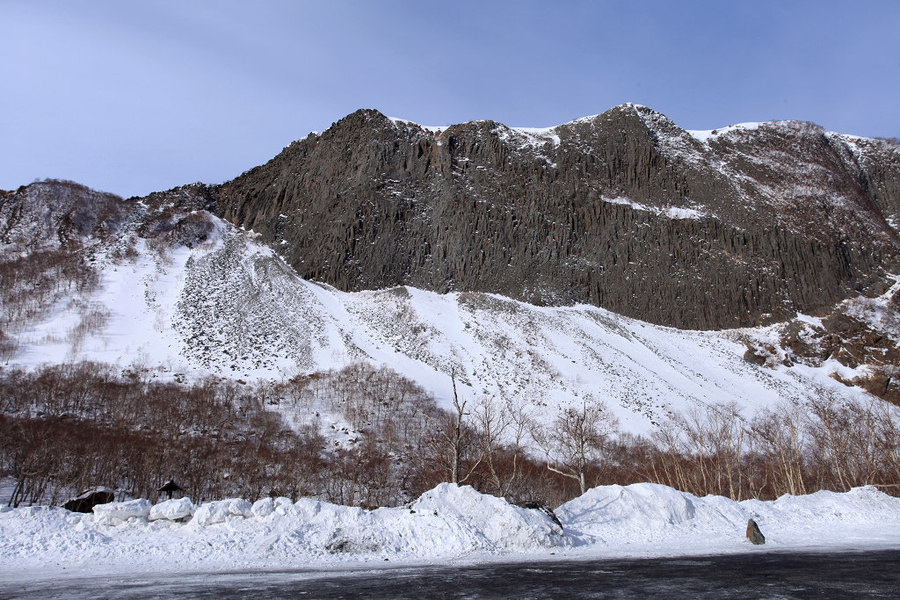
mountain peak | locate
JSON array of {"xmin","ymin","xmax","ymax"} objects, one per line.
[{"xmin": 213, "ymin": 104, "xmax": 900, "ymax": 330}]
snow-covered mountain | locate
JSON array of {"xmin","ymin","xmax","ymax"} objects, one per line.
[{"xmin": 2, "ymin": 177, "xmax": 896, "ymax": 433}]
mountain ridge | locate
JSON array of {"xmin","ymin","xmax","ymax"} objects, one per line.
[
  {"xmin": 209, "ymin": 104, "xmax": 900, "ymax": 330},
  {"xmin": 2, "ymin": 104, "xmax": 900, "ymax": 423}
]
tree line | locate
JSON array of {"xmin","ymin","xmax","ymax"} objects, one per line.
[{"xmin": 1, "ymin": 362, "xmax": 899, "ymax": 509}]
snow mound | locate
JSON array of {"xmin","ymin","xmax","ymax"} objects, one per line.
[
  {"xmin": 149, "ymin": 498, "xmax": 195, "ymax": 522},
  {"xmin": 190, "ymin": 498, "xmax": 252, "ymax": 526},
  {"xmin": 92, "ymin": 499, "xmax": 152, "ymax": 525},
  {"xmin": 558, "ymin": 483, "xmax": 746, "ymax": 544},
  {"xmin": 377, "ymin": 483, "xmax": 565, "ymax": 554},
  {"xmin": 557, "ymin": 483, "xmax": 900, "ymax": 551},
  {"xmin": 2, "ymin": 484, "xmax": 900, "ymax": 581},
  {"xmin": 741, "ymin": 486, "xmax": 900, "ymax": 542},
  {"xmin": 252, "ymin": 484, "xmax": 565, "ymax": 557}
]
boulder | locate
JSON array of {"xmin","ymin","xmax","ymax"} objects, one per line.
[
  {"xmin": 746, "ymin": 518, "xmax": 766, "ymax": 545},
  {"xmin": 63, "ymin": 488, "xmax": 114, "ymax": 513}
]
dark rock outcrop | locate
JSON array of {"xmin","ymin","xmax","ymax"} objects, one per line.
[
  {"xmin": 0, "ymin": 179, "xmax": 129, "ymax": 250},
  {"xmin": 63, "ymin": 488, "xmax": 114, "ymax": 513},
  {"xmin": 213, "ymin": 106, "xmax": 900, "ymax": 330}
]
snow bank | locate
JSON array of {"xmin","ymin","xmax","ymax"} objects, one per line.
[
  {"xmin": 92, "ymin": 498, "xmax": 152, "ymax": 525},
  {"xmin": 149, "ymin": 498, "xmax": 195, "ymax": 522},
  {"xmin": 2, "ymin": 484, "xmax": 899, "ymax": 582},
  {"xmin": 191, "ymin": 498, "xmax": 252, "ymax": 526},
  {"xmin": 557, "ymin": 483, "xmax": 900, "ymax": 554},
  {"xmin": 370, "ymin": 483, "xmax": 565, "ymax": 555},
  {"xmin": 558, "ymin": 483, "xmax": 748, "ymax": 546},
  {"xmin": 236, "ymin": 484, "xmax": 564, "ymax": 558}
]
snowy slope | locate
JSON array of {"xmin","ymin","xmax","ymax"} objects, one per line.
[{"xmin": 4, "ymin": 212, "xmax": 880, "ymax": 434}]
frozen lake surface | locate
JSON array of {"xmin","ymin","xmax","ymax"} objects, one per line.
[{"xmin": 8, "ymin": 550, "xmax": 900, "ymax": 599}]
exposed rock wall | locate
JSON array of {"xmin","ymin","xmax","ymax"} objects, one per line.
[{"xmin": 214, "ymin": 106, "xmax": 900, "ymax": 330}]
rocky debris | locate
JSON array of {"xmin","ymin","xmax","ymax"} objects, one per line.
[
  {"xmin": 213, "ymin": 106, "xmax": 900, "ymax": 330},
  {"xmin": 746, "ymin": 518, "xmax": 766, "ymax": 545},
  {"xmin": 765, "ymin": 282, "xmax": 900, "ymax": 404},
  {"xmin": 63, "ymin": 488, "xmax": 114, "ymax": 513},
  {"xmin": 139, "ymin": 182, "xmax": 217, "ymax": 212}
]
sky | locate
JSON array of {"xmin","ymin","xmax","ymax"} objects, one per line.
[{"xmin": 2, "ymin": 0, "xmax": 899, "ymax": 198}]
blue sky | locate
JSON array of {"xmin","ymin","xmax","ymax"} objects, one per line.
[{"xmin": 2, "ymin": 0, "xmax": 898, "ymax": 198}]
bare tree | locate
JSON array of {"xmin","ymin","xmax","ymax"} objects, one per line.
[
  {"xmin": 534, "ymin": 397, "xmax": 618, "ymax": 495},
  {"xmin": 750, "ymin": 401, "xmax": 807, "ymax": 497},
  {"xmin": 422, "ymin": 373, "xmax": 485, "ymax": 484},
  {"xmin": 475, "ymin": 397, "xmax": 535, "ymax": 499}
]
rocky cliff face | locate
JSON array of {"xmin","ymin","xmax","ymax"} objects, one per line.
[{"xmin": 212, "ymin": 105, "xmax": 900, "ymax": 330}]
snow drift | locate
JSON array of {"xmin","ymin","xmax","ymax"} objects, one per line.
[
  {"xmin": 1, "ymin": 483, "xmax": 899, "ymax": 582},
  {"xmin": 557, "ymin": 483, "xmax": 900, "ymax": 553}
]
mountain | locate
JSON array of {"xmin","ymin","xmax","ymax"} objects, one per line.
[
  {"xmin": 212, "ymin": 104, "xmax": 900, "ymax": 330},
  {"xmin": 5, "ymin": 108, "xmax": 900, "ymax": 510},
  {"xmin": 2, "ymin": 172, "xmax": 898, "ymax": 432}
]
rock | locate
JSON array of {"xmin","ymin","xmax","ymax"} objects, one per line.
[
  {"xmin": 746, "ymin": 518, "xmax": 766, "ymax": 545},
  {"xmin": 63, "ymin": 488, "xmax": 114, "ymax": 513},
  {"xmin": 212, "ymin": 106, "xmax": 900, "ymax": 331}
]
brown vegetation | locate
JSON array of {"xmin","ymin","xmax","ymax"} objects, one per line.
[{"xmin": 1, "ymin": 362, "xmax": 899, "ymax": 510}]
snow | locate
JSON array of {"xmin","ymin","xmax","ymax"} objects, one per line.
[
  {"xmin": 3, "ymin": 215, "xmax": 878, "ymax": 437},
  {"xmin": 558, "ymin": 483, "xmax": 900, "ymax": 557},
  {"xmin": 794, "ymin": 313, "xmax": 824, "ymax": 328},
  {"xmin": 1, "ymin": 483, "xmax": 898, "ymax": 582},
  {"xmin": 149, "ymin": 498, "xmax": 195, "ymax": 522},
  {"xmin": 688, "ymin": 122, "xmax": 763, "ymax": 143},
  {"xmin": 511, "ymin": 126, "xmax": 561, "ymax": 147},
  {"xmin": 388, "ymin": 116, "xmax": 448, "ymax": 135},
  {"xmin": 191, "ymin": 498, "xmax": 253, "ymax": 526},
  {"xmin": 602, "ymin": 196, "xmax": 706, "ymax": 221},
  {"xmin": 841, "ymin": 273, "xmax": 900, "ymax": 341},
  {"xmin": 92, "ymin": 499, "xmax": 152, "ymax": 526}
]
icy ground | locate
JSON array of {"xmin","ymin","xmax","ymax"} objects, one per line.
[{"xmin": 2, "ymin": 483, "xmax": 899, "ymax": 583}]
